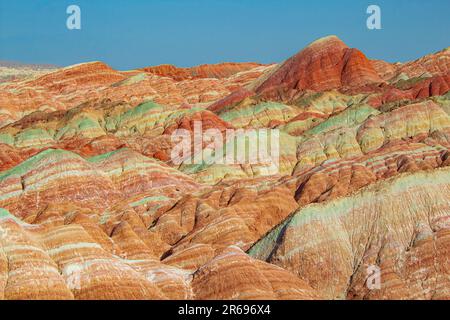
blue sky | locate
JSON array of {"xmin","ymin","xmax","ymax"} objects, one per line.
[{"xmin": 0, "ymin": 0, "xmax": 449, "ymax": 70}]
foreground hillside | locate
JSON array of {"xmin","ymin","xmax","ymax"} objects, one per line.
[{"xmin": 0, "ymin": 36, "xmax": 449, "ymax": 300}]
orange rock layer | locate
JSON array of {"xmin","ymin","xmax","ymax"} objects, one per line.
[{"xmin": 0, "ymin": 36, "xmax": 449, "ymax": 300}]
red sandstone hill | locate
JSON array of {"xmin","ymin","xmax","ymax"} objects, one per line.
[
  {"xmin": 255, "ymin": 35, "xmax": 383, "ymax": 100},
  {"xmin": 0, "ymin": 61, "xmax": 269, "ymax": 127},
  {"xmin": 208, "ymin": 36, "xmax": 450, "ymax": 111},
  {"xmin": 141, "ymin": 62, "xmax": 265, "ymax": 81},
  {"xmin": 0, "ymin": 35, "xmax": 449, "ymax": 301}
]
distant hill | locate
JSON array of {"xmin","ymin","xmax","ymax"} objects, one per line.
[
  {"xmin": 0, "ymin": 60, "xmax": 58, "ymax": 83},
  {"xmin": 0, "ymin": 60, "xmax": 59, "ymax": 70}
]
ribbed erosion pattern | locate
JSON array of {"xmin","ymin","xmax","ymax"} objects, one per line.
[
  {"xmin": 0, "ymin": 209, "xmax": 320, "ymax": 300},
  {"xmin": 249, "ymin": 168, "xmax": 450, "ymax": 300},
  {"xmin": 0, "ymin": 35, "xmax": 449, "ymax": 300}
]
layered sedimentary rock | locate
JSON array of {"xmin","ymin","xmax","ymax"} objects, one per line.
[
  {"xmin": 192, "ymin": 246, "xmax": 319, "ymax": 300},
  {"xmin": 0, "ymin": 149, "xmax": 121, "ymax": 219},
  {"xmin": 394, "ymin": 47, "xmax": 450, "ymax": 79},
  {"xmin": 0, "ymin": 62, "xmax": 268, "ymax": 127},
  {"xmin": 0, "ymin": 100, "xmax": 234, "ymax": 168},
  {"xmin": 255, "ymin": 36, "xmax": 383, "ymax": 100},
  {"xmin": 0, "ymin": 208, "xmax": 175, "ymax": 299},
  {"xmin": 249, "ymin": 168, "xmax": 450, "ymax": 300},
  {"xmin": 209, "ymin": 37, "xmax": 450, "ymax": 114},
  {"xmin": 0, "ymin": 61, "xmax": 56, "ymax": 83},
  {"xmin": 0, "ymin": 36, "xmax": 449, "ymax": 300},
  {"xmin": 141, "ymin": 62, "xmax": 265, "ymax": 81},
  {"xmin": 0, "ymin": 207, "xmax": 322, "ymax": 300}
]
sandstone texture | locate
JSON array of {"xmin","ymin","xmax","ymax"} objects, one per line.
[{"xmin": 0, "ymin": 36, "xmax": 449, "ymax": 300}]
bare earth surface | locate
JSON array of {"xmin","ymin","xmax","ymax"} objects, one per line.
[{"xmin": 0, "ymin": 36, "xmax": 449, "ymax": 300}]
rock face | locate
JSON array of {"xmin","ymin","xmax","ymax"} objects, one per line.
[
  {"xmin": 0, "ymin": 61, "xmax": 57, "ymax": 83},
  {"xmin": 256, "ymin": 36, "xmax": 383, "ymax": 100},
  {"xmin": 141, "ymin": 62, "xmax": 265, "ymax": 81},
  {"xmin": 0, "ymin": 36, "xmax": 449, "ymax": 300},
  {"xmin": 249, "ymin": 168, "xmax": 450, "ymax": 300},
  {"xmin": 0, "ymin": 62, "xmax": 269, "ymax": 127}
]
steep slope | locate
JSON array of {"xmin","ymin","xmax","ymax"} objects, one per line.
[
  {"xmin": 249, "ymin": 168, "xmax": 450, "ymax": 300},
  {"xmin": 141, "ymin": 62, "xmax": 265, "ymax": 81},
  {"xmin": 255, "ymin": 36, "xmax": 383, "ymax": 100},
  {"xmin": 0, "ymin": 62, "xmax": 267, "ymax": 127},
  {"xmin": 0, "ymin": 36, "xmax": 449, "ymax": 301},
  {"xmin": 0, "ymin": 208, "xmax": 320, "ymax": 300}
]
